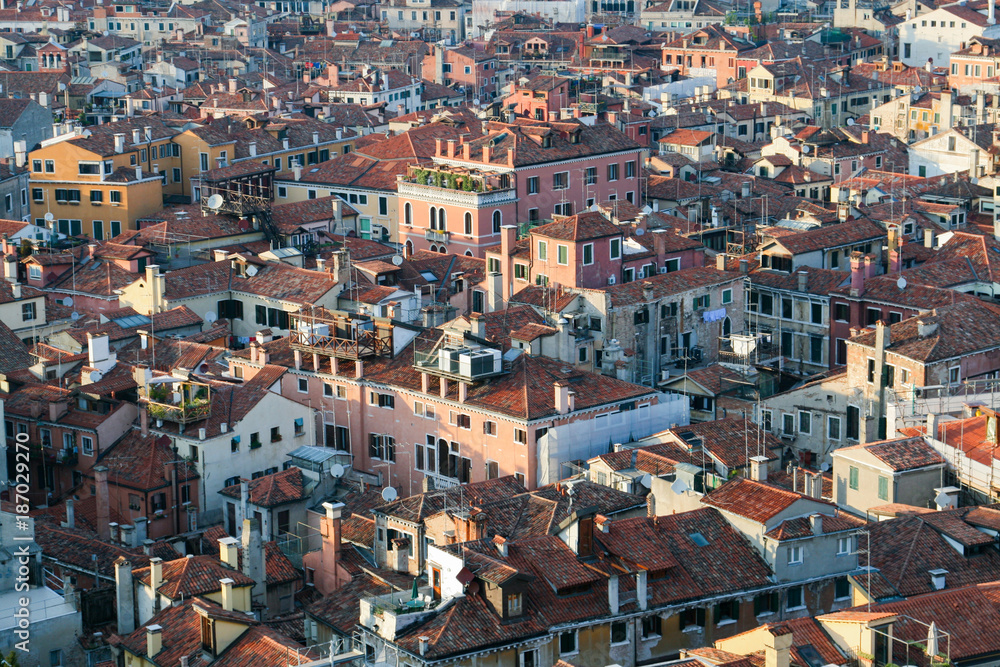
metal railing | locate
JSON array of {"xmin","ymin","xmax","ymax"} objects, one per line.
[{"xmin": 289, "ymin": 327, "xmax": 392, "ymax": 359}]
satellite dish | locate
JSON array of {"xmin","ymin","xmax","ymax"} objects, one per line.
[
  {"xmin": 206, "ymin": 194, "xmax": 224, "ymax": 210},
  {"xmin": 330, "ymin": 463, "xmax": 345, "ymax": 478},
  {"xmin": 89, "ymin": 370, "xmax": 103, "ymax": 383},
  {"xmin": 381, "ymin": 486, "xmax": 398, "ymax": 502},
  {"xmin": 44, "ymin": 212, "xmax": 54, "ymax": 222},
  {"xmin": 62, "ymin": 296, "xmax": 73, "ymax": 307},
  {"xmin": 473, "ymin": 98, "xmax": 481, "ymax": 106},
  {"xmin": 846, "ymin": 117, "xmax": 855, "ymax": 126},
  {"xmin": 71, "ymin": 312, "xmax": 80, "ymax": 321},
  {"xmin": 635, "ymin": 227, "xmax": 644, "ymax": 236},
  {"xmin": 102, "ymin": 30, "xmax": 109, "ymax": 36},
  {"xmin": 639, "ymin": 473, "xmax": 652, "ymax": 488},
  {"xmin": 391, "ymin": 255, "xmax": 403, "ymax": 266},
  {"xmin": 245, "ymin": 265, "xmax": 258, "ymax": 277},
  {"xmin": 820, "ymin": 462, "xmax": 831, "ymax": 472},
  {"xmin": 670, "ymin": 478, "xmax": 690, "ymax": 495},
  {"xmin": 205, "ymin": 311, "xmax": 218, "ymax": 323},
  {"xmin": 802, "ymin": 145, "xmax": 811, "ymax": 154},
  {"xmin": 897, "ymin": 276, "xmax": 907, "ymax": 290}
]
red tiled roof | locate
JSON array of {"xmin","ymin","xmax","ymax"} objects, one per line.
[
  {"xmin": 218, "ymin": 467, "xmax": 309, "ymax": 507},
  {"xmin": 133, "ymin": 554, "xmax": 255, "ymax": 600}
]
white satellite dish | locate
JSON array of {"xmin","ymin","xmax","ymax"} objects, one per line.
[
  {"xmin": 89, "ymin": 370, "xmax": 103, "ymax": 383},
  {"xmin": 245, "ymin": 265, "xmax": 258, "ymax": 277},
  {"xmin": 897, "ymin": 276, "xmax": 907, "ymax": 290},
  {"xmin": 102, "ymin": 30, "xmax": 109, "ymax": 36},
  {"xmin": 381, "ymin": 486, "xmax": 398, "ymax": 502},
  {"xmin": 391, "ymin": 255, "xmax": 403, "ymax": 266},
  {"xmin": 846, "ymin": 117, "xmax": 855, "ymax": 126},
  {"xmin": 639, "ymin": 473, "xmax": 652, "ymax": 488},
  {"xmin": 802, "ymin": 145, "xmax": 811, "ymax": 154},
  {"xmin": 206, "ymin": 194, "xmax": 224, "ymax": 210},
  {"xmin": 670, "ymin": 478, "xmax": 690, "ymax": 495},
  {"xmin": 44, "ymin": 212, "xmax": 54, "ymax": 222},
  {"xmin": 820, "ymin": 462, "xmax": 831, "ymax": 472},
  {"xmin": 62, "ymin": 296, "xmax": 73, "ymax": 307},
  {"xmin": 635, "ymin": 227, "xmax": 644, "ymax": 236},
  {"xmin": 205, "ymin": 311, "xmax": 218, "ymax": 323},
  {"xmin": 330, "ymin": 463, "xmax": 346, "ymax": 478},
  {"xmin": 71, "ymin": 312, "xmax": 80, "ymax": 321},
  {"xmin": 473, "ymin": 98, "xmax": 481, "ymax": 106}
]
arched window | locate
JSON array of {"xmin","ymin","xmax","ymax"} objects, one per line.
[
  {"xmin": 429, "ymin": 244, "xmax": 438, "ymax": 253},
  {"xmin": 404, "ymin": 239, "xmax": 413, "ymax": 257},
  {"xmin": 464, "ymin": 212, "xmax": 473, "ymax": 235},
  {"xmin": 404, "ymin": 202, "xmax": 412, "ymax": 226},
  {"xmin": 439, "ymin": 209, "xmax": 447, "ymax": 231},
  {"xmin": 429, "ymin": 206, "xmax": 437, "ymax": 230},
  {"xmin": 465, "ymin": 250, "xmax": 474, "ymax": 257},
  {"xmin": 438, "ymin": 245, "xmax": 447, "ymax": 254},
  {"xmin": 492, "ymin": 210, "xmax": 502, "ymax": 234}
]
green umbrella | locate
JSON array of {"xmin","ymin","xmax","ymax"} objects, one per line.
[{"xmin": 410, "ymin": 576, "xmax": 419, "ymax": 601}]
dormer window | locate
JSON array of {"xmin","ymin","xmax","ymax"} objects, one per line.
[
  {"xmin": 542, "ymin": 135, "xmax": 552, "ymax": 148},
  {"xmin": 200, "ymin": 615, "xmax": 216, "ymax": 656},
  {"xmin": 570, "ymin": 130, "xmax": 581, "ymax": 144},
  {"xmin": 507, "ymin": 592, "xmax": 523, "ymax": 616}
]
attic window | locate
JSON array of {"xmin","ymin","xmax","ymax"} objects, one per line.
[
  {"xmin": 688, "ymin": 532, "xmax": 709, "ymax": 547},
  {"xmin": 556, "ymin": 582, "xmax": 592, "ymax": 597},
  {"xmin": 542, "ymin": 135, "xmax": 552, "ymax": 148},
  {"xmin": 570, "ymin": 130, "xmax": 581, "ymax": 144},
  {"xmin": 200, "ymin": 615, "xmax": 216, "ymax": 656}
]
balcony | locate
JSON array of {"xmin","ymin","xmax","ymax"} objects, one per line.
[
  {"xmin": 424, "ymin": 229, "xmax": 450, "ymax": 243},
  {"xmin": 289, "ymin": 310, "xmax": 393, "ymax": 360},
  {"xmin": 142, "ymin": 379, "xmax": 212, "ymax": 425},
  {"xmin": 397, "ymin": 166, "xmax": 517, "ymax": 208},
  {"xmin": 58, "ymin": 447, "xmax": 77, "ymax": 466},
  {"xmin": 360, "ymin": 586, "xmax": 444, "ymax": 641}
]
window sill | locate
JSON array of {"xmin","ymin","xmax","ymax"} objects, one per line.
[
  {"xmin": 786, "ymin": 605, "xmax": 807, "ymax": 612},
  {"xmin": 716, "ymin": 619, "xmax": 737, "ymax": 627},
  {"xmin": 642, "ymin": 633, "xmax": 662, "ymax": 640},
  {"xmin": 681, "ymin": 625, "xmax": 704, "ymax": 633},
  {"xmin": 756, "ymin": 611, "xmax": 775, "ymax": 618}
]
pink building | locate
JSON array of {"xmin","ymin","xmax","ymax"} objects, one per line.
[
  {"xmin": 398, "ymin": 162, "xmax": 518, "ymax": 257},
  {"xmin": 501, "ymin": 75, "xmax": 571, "ymax": 120},
  {"xmin": 486, "ymin": 210, "xmax": 705, "ymax": 302},
  {"xmin": 228, "ymin": 308, "xmax": 660, "ymax": 491},
  {"xmin": 422, "ymin": 45, "xmax": 506, "ymax": 101}
]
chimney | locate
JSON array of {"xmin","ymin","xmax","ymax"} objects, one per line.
[
  {"xmin": 249, "ymin": 141, "xmax": 257, "ymax": 157},
  {"xmin": 608, "ymin": 574, "xmax": 619, "ymax": 614},
  {"xmin": 809, "ymin": 513, "xmax": 823, "ymax": 535},
  {"xmin": 929, "ymin": 568, "xmax": 947, "ymax": 590},
  {"xmin": 13, "ymin": 140, "xmax": 25, "ymax": 168},
  {"xmin": 499, "ymin": 225, "xmax": 516, "ymax": 303},
  {"xmin": 797, "ymin": 270, "xmax": 808, "ymax": 292},
  {"xmin": 149, "ymin": 557, "xmax": 163, "ymax": 596},
  {"xmin": 924, "ymin": 228, "xmax": 935, "ymax": 248},
  {"xmin": 219, "ymin": 536, "xmax": 239, "ymax": 569},
  {"xmin": 716, "ymin": 253, "xmax": 727, "ymax": 271},
  {"xmin": 219, "ymin": 578, "xmax": 235, "ymax": 611},
  {"xmin": 146, "ymin": 625, "xmax": 163, "ymax": 658},
  {"xmin": 113, "ymin": 133, "xmax": 125, "ymax": 153},
  {"xmin": 849, "ymin": 253, "xmax": 865, "ymax": 295},
  {"xmin": 239, "ymin": 479, "xmax": 249, "ymax": 531},
  {"xmin": 115, "ymin": 558, "xmax": 135, "ymax": 634},
  {"xmin": 419, "ymin": 637, "xmax": 430, "ymax": 656},
  {"xmin": 144, "ymin": 126, "xmax": 152, "ymax": 142},
  {"xmin": 229, "ymin": 78, "xmax": 237, "ymax": 93},
  {"xmin": 636, "ymin": 570, "xmax": 648, "ymax": 611},
  {"xmin": 241, "ymin": 518, "xmax": 265, "ymax": 605},
  {"xmin": 4, "ymin": 253, "xmax": 16, "ymax": 282},
  {"xmin": 94, "ymin": 466, "xmax": 111, "ymax": 540},
  {"xmin": 764, "ymin": 628, "xmax": 793, "ymax": 667},
  {"xmin": 555, "ymin": 381, "xmax": 571, "ymax": 414},
  {"xmin": 470, "ymin": 312, "xmax": 486, "ymax": 339},
  {"xmin": 312, "ymin": 130, "xmax": 320, "ymax": 145},
  {"xmin": 293, "ymin": 162, "xmax": 302, "ymax": 181},
  {"xmin": 447, "ymin": 139, "xmax": 456, "ymax": 158},
  {"xmin": 749, "ymin": 455, "xmax": 769, "ymax": 482},
  {"xmin": 64, "ymin": 497, "xmax": 75, "ymax": 528},
  {"xmin": 135, "ymin": 517, "xmax": 148, "ymax": 546},
  {"xmin": 132, "ymin": 128, "xmax": 141, "ymax": 144}
]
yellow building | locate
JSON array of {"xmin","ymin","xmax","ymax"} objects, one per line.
[
  {"xmin": 172, "ymin": 115, "xmax": 356, "ymax": 201},
  {"xmin": 28, "ymin": 120, "xmax": 181, "ymax": 240}
]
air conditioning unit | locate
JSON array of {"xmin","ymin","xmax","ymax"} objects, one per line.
[
  {"xmin": 659, "ymin": 266, "xmax": 668, "ymax": 274},
  {"xmin": 439, "ymin": 347, "xmax": 471, "ymax": 374},
  {"xmin": 608, "ymin": 275, "xmax": 616, "ymax": 285},
  {"xmin": 459, "ymin": 348, "xmax": 502, "ymax": 377}
]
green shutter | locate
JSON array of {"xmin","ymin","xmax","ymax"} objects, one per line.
[{"xmin": 849, "ymin": 466, "xmax": 859, "ymax": 490}]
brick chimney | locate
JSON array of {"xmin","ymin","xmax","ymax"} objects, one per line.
[{"xmin": 94, "ymin": 466, "xmax": 111, "ymax": 540}]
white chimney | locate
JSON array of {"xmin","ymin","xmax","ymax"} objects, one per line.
[
  {"xmin": 749, "ymin": 455, "xmax": 769, "ymax": 482},
  {"xmin": 220, "ymin": 578, "xmax": 235, "ymax": 611},
  {"xmin": 114, "ymin": 134, "xmax": 125, "ymax": 153}
]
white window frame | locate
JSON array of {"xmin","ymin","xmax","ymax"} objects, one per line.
[
  {"xmin": 787, "ymin": 545, "xmax": 803, "ymax": 565},
  {"xmin": 837, "ymin": 536, "xmax": 852, "ymax": 555},
  {"xmin": 828, "ymin": 415, "xmax": 841, "ymax": 441}
]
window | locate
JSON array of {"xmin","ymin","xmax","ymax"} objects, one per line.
[
  {"xmin": 553, "ymin": 172, "xmax": 568, "ymax": 190},
  {"xmin": 626, "ymin": 160, "xmax": 636, "ymax": 179},
  {"xmin": 368, "ymin": 433, "xmax": 396, "ymax": 461},
  {"xmin": 492, "ymin": 210, "xmax": 501, "ymax": 234},
  {"xmin": 798, "ymin": 411, "xmax": 812, "ymax": 435},
  {"xmin": 557, "ymin": 245, "xmax": 568, "ymax": 265},
  {"xmin": 559, "ymin": 631, "xmax": 578, "ymax": 655},
  {"xmin": 369, "ymin": 392, "xmax": 395, "ymax": 409},
  {"xmin": 835, "ymin": 576, "xmax": 851, "ymax": 600},
  {"xmin": 297, "ymin": 377, "xmax": 308, "ymax": 393},
  {"xmin": 949, "ymin": 366, "xmax": 961, "ymax": 385},
  {"xmin": 847, "ymin": 405, "xmax": 860, "ymax": 440},
  {"xmin": 828, "ymin": 416, "xmax": 841, "ymax": 441},
  {"xmin": 527, "ymin": 176, "xmax": 539, "ymax": 194},
  {"xmin": 483, "ymin": 420, "xmax": 497, "ymax": 436},
  {"xmin": 782, "ymin": 413, "xmax": 794, "ymax": 436},
  {"xmin": 537, "ymin": 240, "xmax": 548, "ymax": 261},
  {"xmin": 82, "ymin": 436, "xmax": 93, "ymax": 455},
  {"xmin": 607, "ymin": 163, "xmax": 619, "ymax": 181},
  {"xmin": 722, "ymin": 288, "xmax": 733, "ymax": 304},
  {"xmin": 713, "ymin": 601, "xmax": 739, "ymax": 625},
  {"xmin": 110, "ymin": 191, "xmax": 121, "ymax": 204},
  {"xmin": 787, "ymin": 545, "xmax": 803, "ymax": 565},
  {"xmin": 610, "ymin": 238, "xmax": 621, "ymax": 260},
  {"xmin": 508, "ymin": 593, "xmax": 523, "ymax": 616},
  {"xmin": 611, "ymin": 620, "xmax": 628, "ymax": 644},
  {"xmin": 642, "ymin": 615, "xmax": 662, "ymax": 638},
  {"xmin": 810, "ymin": 336, "xmax": 823, "ymax": 364},
  {"xmin": 250, "ymin": 432, "xmax": 261, "ymax": 449},
  {"xmin": 837, "ymin": 536, "xmax": 852, "ymax": 555},
  {"xmin": 786, "ymin": 585, "xmax": 804, "ymax": 610},
  {"xmin": 680, "ymin": 607, "xmax": 706, "ymax": 628},
  {"xmin": 877, "ymin": 475, "xmax": 889, "ymax": 501},
  {"xmin": 45, "ymin": 160, "xmax": 54, "ymax": 173},
  {"xmin": 514, "ymin": 428, "xmax": 527, "ymax": 444},
  {"xmin": 270, "ymin": 426, "xmax": 282, "ymax": 442},
  {"xmin": 849, "ymin": 465, "xmax": 859, "ymax": 490},
  {"xmin": 520, "ymin": 649, "xmax": 538, "ymax": 667},
  {"xmin": 32, "ymin": 188, "xmax": 43, "ymax": 203},
  {"xmin": 755, "ymin": 592, "xmax": 779, "ymax": 616}
]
